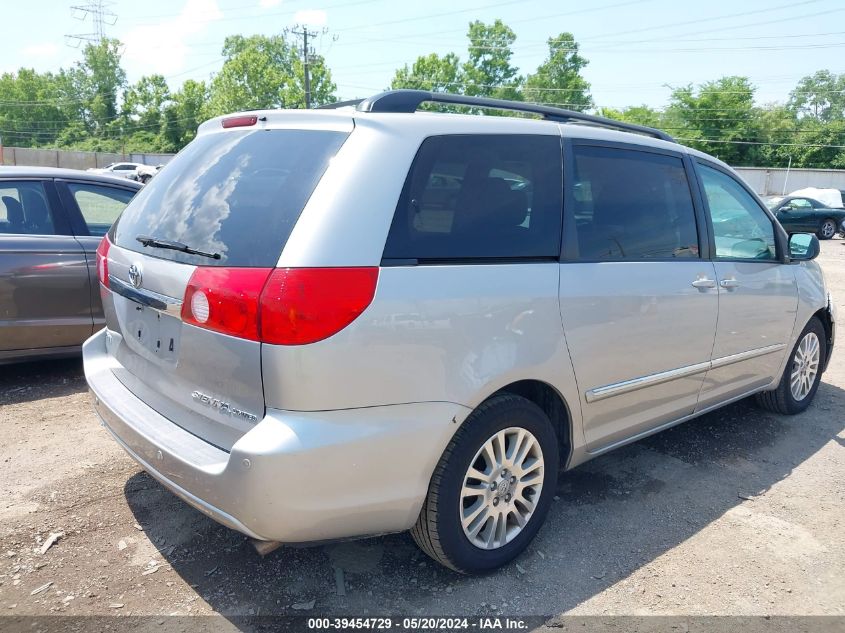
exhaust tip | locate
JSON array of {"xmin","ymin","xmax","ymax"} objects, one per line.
[{"xmin": 251, "ymin": 539, "xmax": 283, "ymax": 557}]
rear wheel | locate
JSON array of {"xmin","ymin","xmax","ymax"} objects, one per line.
[
  {"xmin": 411, "ymin": 394, "xmax": 559, "ymax": 573},
  {"xmin": 756, "ymin": 317, "xmax": 826, "ymax": 414},
  {"xmin": 818, "ymin": 218, "xmax": 837, "ymax": 240}
]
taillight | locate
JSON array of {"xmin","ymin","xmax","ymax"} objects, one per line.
[
  {"xmin": 181, "ymin": 268, "xmax": 273, "ymax": 340},
  {"xmin": 96, "ymin": 236, "xmax": 110, "ymax": 288},
  {"xmin": 260, "ymin": 268, "xmax": 379, "ymax": 345},
  {"xmin": 180, "ymin": 266, "xmax": 379, "ymax": 345}
]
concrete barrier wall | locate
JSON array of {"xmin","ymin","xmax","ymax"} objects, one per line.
[
  {"xmin": 0, "ymin": 146, "xmax": 174, "ymax": 170},
  {"xmin": 734, "ymin": 167, "xmax": 845, "ymax": 196}
]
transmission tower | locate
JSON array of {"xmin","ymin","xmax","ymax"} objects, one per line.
[{"xmin": 66, "ymin": 0, "xmax": 117, "ymax": 47}]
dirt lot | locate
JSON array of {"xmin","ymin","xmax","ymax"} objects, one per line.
[{"xmin": 1, "ymin": 242, "xmax": 843, "ymax": 622}]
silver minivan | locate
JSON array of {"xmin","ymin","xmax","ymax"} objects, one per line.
[{"xmin": 83, "ymin": 91, "xmax": 835, "ymax": 573}]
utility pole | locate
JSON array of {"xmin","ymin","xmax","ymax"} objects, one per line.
[
  {"xmin": 65, "ymin": 0, "xmax": 117, "ymax": 46},
  {"xmin": 303, "ymin": 28, "xmax": 312, "ymax": 109},
  {"xmin": 288, "ymin": 25, "xmax": 328, "ymax": 109}
]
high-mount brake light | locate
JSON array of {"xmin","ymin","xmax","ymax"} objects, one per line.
[
  {"xmin": 222, "ymin": 115, "xmax": 258, "ymax": 129},
  {"xmin": 96, "ymin": 236, "xmax": 110, "ymax": 288},
  {"xmin": 180, "ymin": 267, "xmax": 379, "ymax": 345}
]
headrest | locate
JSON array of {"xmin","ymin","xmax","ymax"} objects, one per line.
[{"xmin": 2, "ymin": 196, "xmax": 24, "ymax": 226}]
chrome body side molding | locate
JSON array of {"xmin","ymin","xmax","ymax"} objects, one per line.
[{"xmin": 586, "ymin": 343, "xmax": 787, "ymax": 403}]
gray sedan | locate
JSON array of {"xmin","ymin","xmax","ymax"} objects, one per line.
[{"xmin": 0, "ymin": 167, "xmax": 141, "ymax": 363}]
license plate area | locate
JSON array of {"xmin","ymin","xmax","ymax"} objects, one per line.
[{"xmin": 122, "ymin": 300, "xmax": 182, "ymax": 364}]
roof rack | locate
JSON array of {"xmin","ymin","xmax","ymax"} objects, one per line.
[{"xmin": 319, "ymin": 90, "xmax": 674, "ymax": 142}]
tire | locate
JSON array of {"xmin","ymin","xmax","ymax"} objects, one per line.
[
  {"xmin": 410, "ymin": 393, "xmax": 559, "ymax": 573},
  {"xmin": 140, "ymin": 175, "xmax": 151, "ymax": 185},
  {"xmin": 818, "ymin": 218, "xmax": 837, "ymax": 240},
  {"xmin": 755, "ymin": 317, "xmax": 826, "ymax": 415}
]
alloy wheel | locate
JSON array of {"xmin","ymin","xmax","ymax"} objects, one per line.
[
  {"xmin": 821, "ymin": 220, "xmax": 836, "ymax": 239},
  {"xmin": 459, "ymin": 427, "xmax": 544, "ymax": 550},
  {"xmin": 790, "ymin": 331, "xmax": 820, "ymax": 401}
]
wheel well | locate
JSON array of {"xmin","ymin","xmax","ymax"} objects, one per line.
[
  {"xmin": 491, "ymin": 380, "xmax": 572, "ymax": 469},
  {"xmin": 814, "ymin": 307, "xmax": 834, "ymax": 371}
]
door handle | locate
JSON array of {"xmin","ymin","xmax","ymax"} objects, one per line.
[
  {"xmin": 720, "ymin": 278, "xmax": 740, "ymax": 290},
  {"xmin": 691, "ymin": 277, "xmax": 717, "ymax": 289}
]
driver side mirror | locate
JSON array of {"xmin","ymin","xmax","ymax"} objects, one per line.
[{"xmin": 789, "ymin": 233, "xmax": 820, "ymax": 261}]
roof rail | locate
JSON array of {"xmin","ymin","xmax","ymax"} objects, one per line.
[
  {"xmin": 339, "ymin": 90, "xmax": 673, "ymax": 142},
  {"xmin": 317, "ymin": 98, "xmax": 364, "ymax": 110}
]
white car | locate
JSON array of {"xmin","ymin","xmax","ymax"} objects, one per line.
[
  {"xmin": 135, "ymin": 164, "xmax": 164, "ymax": 184},
  {"xmin": 87, "ymin": 162, "xmax": 148, "ymax": 181}
]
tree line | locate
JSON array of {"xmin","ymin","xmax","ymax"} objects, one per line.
[{"xmin": 1, "ymin": 20, "xmax": 843, "ymax": 169}]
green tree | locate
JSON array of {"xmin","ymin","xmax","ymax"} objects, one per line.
[
  {"xmin": 168, "ymin": 79, "xmax": 208, "ymax": 147},
  {"xmin": 667, "ymin": 76, "xmax": 759, "ymax": 164},
  {"xmin": 68, "ymin": 38, "xmax": 127, "ymax": 136},
  {"xmin": 0, "ymin": 69, "xmax": 72, "ymax": 147},
  {"xmin": 462, "ymin": 19, "xmax": 522, "ymax": 101},
  {"xmin": 788, "ymin": 70, "xmax": 845, "ymax": 122},
  {"xmin": 524, "ymin": 33, "xmax": 591, "ymax": 111},
  {"xmin": 122, "ymin": 74, "xmax": 170, "ymax": 132},
  {"xmin": 207, "ymin": 34, "xmax": 335, "ymax": 115},
  {"xmin": 391, "ymin": 52, "xmax": 463, "ymax": 92}
]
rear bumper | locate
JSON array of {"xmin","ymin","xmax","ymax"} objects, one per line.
[{"xmin": 83, "ymin": 328, "xmax": 469, "ymax": 543}]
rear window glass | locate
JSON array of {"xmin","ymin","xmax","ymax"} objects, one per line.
[
  {"xmin": 383, "ymin": 135, "xmax": 563, "ymax": 261},
  {"xmin": 112, "ymin": 128, "xmax": 349, "ymax": 266}
]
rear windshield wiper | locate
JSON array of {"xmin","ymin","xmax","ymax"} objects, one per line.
[{"xmin": 136, "ymin": 235, "xmax": 221, "ymax": 260}]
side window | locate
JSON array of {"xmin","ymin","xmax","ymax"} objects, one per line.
[
  {"xmin": 571, "ymin": 145, "xmax": 699, "ymax": 260},
  {"xmin": 698, "ymin": 164, "xmax": 777, "ymax": 261},
  {"xmin": 383, "ymin": 135, "xmax": 563, "ymax": 261},
  {"xmin": 67, "ymin": 183, "xmax": 136, "ymax": 236},
  {"xmin": 0, "ymin": 181, "xmax": 55, "ymax": 235},
  {"xmin": 787, "ymin": 198, "xmax": 812, "ymax": 210}
]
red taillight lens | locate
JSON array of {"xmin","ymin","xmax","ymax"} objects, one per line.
[
  {"xmin": 96, "ymin": 236, "xmax": 110, "ymax": 288},
  {"xmin": 181, "ymin": 266, "xmax": 378, "ymax": 345},
  {"xmin": 222, "ymin": 115, "xmax": 258, "ymax": 129},
  {"xmin": 181, "ymin": 267, "xmax": 273, "ymax": 340},
  {"xmin": 259, "ymin": 267, "xmax": 378, "ymax": 345}
]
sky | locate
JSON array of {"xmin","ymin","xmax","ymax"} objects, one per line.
[{"xmin": 2, "ymin": 0, "xmax": 844, "ymax": 110}]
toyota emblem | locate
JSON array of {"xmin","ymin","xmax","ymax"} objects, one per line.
[{"xmin": 128, "ymin": 264, "xmax": 143, "ymax": 289}]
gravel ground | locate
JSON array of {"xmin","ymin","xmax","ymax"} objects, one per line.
[{"xmin": 0, "ymin": 241, "xmax": 843, "ymax": 621}]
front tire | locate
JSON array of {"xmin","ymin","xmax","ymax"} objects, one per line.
[
  {"xmin": 411, "ymin": 394, "xmax": 559, "ymax": 573},
  {"xmin": 818, "ymin": 218, "xmax": 837, "ymax": 240},
  {"xmin": 756, "ymin": 317, "xmax": 826, "ymax": 414}
]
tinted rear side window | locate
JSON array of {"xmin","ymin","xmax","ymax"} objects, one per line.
[
  {"xmin": 112, "ymin": 129, "xmax": 349, "ymax": 267},
  {"xmin": 383, "ymin": 135, "xmax": 563, "ymax": 261},
  {"xmin": 571, "ymin": 145, "xmax": 699, "ymax": 260},
  {"xmin": 0, "ymin": 181, "xmax": 56, "ymax": 236}
]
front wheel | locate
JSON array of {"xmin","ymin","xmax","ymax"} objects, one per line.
[
  {"xmin": 818, "ymin": 218, "xmax": 837, "ymax": 240},
  {"xmin": 756, "ymin": 317, "xmax": 826, "ymax": 414},
  {"xmin": 411, "ymin": 394, "xmax": 559, "ymax": 573}
]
